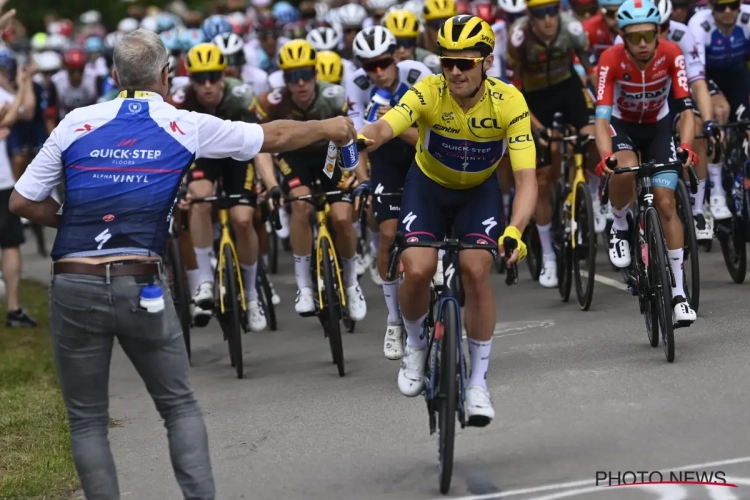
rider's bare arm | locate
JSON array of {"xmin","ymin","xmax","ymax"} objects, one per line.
[
  {"xmin": 255, "ymin": 152, "xmax": 278, "ymax": 189},
  {"xmin": 690, "ymin": 79, "xmax": 713, "ymax": 123},
  {"xmin": 358, "ymin": 119, "xmax": 395, "ymax": 152},
  {"xmin": 509, "ymin": 168, "xmax": 537, "ymax": 233}
]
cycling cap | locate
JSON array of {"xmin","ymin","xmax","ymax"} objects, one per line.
[
  {"xmin": 316, "ymin": 50, "xmax": 344, "ymax": 83},
  {"xmin": 384, "ymin": 10, "xmax": 421, "ymax": 38},
  {"xmin": 436, "ymin": 15, "xmax": 494, "ymax": 56},
  {"xmin": 353, "ymin": 26, "xmax": 397, "ymax": 60},
  {"xmin": 616, "ymin": 0, "xmax": 661, "ymax": 29},
  {"xmin": 186, "ymin": 43, "xmax": 227, "ymax": 73},
  {"xmin": 278, "ymin": 40, "xmax": 317, "ymax": 70}
]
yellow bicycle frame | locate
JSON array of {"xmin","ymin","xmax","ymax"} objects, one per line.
[
  {"xmin": 315, "ymin": 202, "xmax": 347, "ymax": 310},
  {"xmin": 216, "ymin": 207, "xmax": 247, "ymax": 314},
  {"xmin": 566, "ymin": 149, "xmax": 588, "ymax": 250}
]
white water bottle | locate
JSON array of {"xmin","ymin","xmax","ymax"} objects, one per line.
[
  {"xmin": 366, "ymin": 88, "xmax": 391, "ymax": 123},
  {"xmin": 140, "ymin": 285, "xmax": 165, "ymax": 313}
]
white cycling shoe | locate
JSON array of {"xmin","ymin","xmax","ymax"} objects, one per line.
[
  {"xmin": 710, "ymin": 194, "xmax": 732, "ymax": 220},
  {"xmin": 608, "ymin": 225, "xmax": 632, "ymax": 268},
  {"xmin": 191, "ymin": 304, "xmax": 212, "ymax": 327},
  {"xmin": 466, "ymin": 386, "xmax": 495, "ymax": 427},
  {"xmin": 672, "ymin": 295, "xmax": 696, "ymax": 326},
  {"xmin": 383, "ymin": 323, "xmax": 404, "ymax": 360},
  {"xmin": 193, "ymin": 282, "xmax": 214, "ymax": 310},
  {"xmin": 539, "ymin": 257, "xmax": 558, "ymax": 288},
  {"xmin": 295, "ymin": 287, "xmax": 315, "ymax": 315},
  {"xmin": 247, "ymin": 300, "xmax": 267, "ymax": 332},
  {"xmin": 346, "ymin": 285, "xmax": 367, "ymax": 321},
  {"xmin": 693, "ymin": 214, "xmax": 713, "ymax": 241},
  {"xmin": 398, "ymin": 346, "xmax": 428, "ymax": 397}
]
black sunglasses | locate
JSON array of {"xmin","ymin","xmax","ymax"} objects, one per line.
[
  {"xmin": 395, "ymin": 38, "xmax": 417, "ymax": 49},
  {"xmin": 283, "ymin": 67, "xmax": 316, "ymax": 83},
  {"xmin": 191, "ymin": 71, "xmax": 223, "ymax": 84},
  {"xmin": 713, "ymin": 0, "xmax": 740, "ymax": 10},
  {"xmin": 440, "ymin": 56, "xmax": 484, "ymax": 72},
  {"xmin": 361, "ymin": 57, "xmax": 394, "ymax": 73},
  {"xmin": 530, "ymin": 4, "xmax": 561, "ymax": 18}
]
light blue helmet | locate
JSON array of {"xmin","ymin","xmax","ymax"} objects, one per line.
[
  {"xmin": 180, "ymin": 28, "xmax": 205, "ymax": 51},
  {"xmin": 201, "ymin": 15, "xmax": 233, "ymax": 41},
  {"xmin": 616, "ymin": 0, "xmax": 661, "ymax": 29},
  {"xmin": 599, "ymin": 0, "xmax": 626, "ymax": 8},
  {"xmin": 272, "ymin": 2, "xmax": 299, "ymax": 25},
  {"xmin": 156, "ymin": 13, "xmax": 177, "ymax": 32},
  {"xmin": 161, "ymin": 28, "xmax": 182, "ymax": 52},
  {"xmin": 84, "ymin": 36, "xmax": 103, "ymax": 53}
]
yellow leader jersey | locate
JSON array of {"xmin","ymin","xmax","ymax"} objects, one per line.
[{"xmin": 381, "ymin": 74, "xmax": 535, "ymax": 189}]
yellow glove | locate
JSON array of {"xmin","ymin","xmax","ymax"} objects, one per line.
[{"xmin": 499, "ymin": 226, "xmax": 527, "ymax": 262}]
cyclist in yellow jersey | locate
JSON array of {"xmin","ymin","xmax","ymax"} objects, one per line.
[{"xmin": 359, "ymin": 15, "xmax": 538, "ymax": 425}]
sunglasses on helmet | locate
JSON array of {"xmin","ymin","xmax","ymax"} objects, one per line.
[
  {"xmin": 191, "ymin": 71, "xmax": 223, "ymax": 84},
  {"xmin": 439, "ymin": 56, "xmax": 484, "ymax": 72},
  {"xmin": 283, "ymin": 67, "xmax": 317, "ymax": 83},
  {"xmin": 529, "ymin": 4, "xmax": 561, "ymax": 18},
  {"xmin": 361, "ymin": 57, "xmax": 395, "ymax": 73}
]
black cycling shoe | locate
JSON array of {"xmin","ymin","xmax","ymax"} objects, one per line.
[{"xmin": 6, "ymin": 308, "xmax": 38, "ymax": 328}]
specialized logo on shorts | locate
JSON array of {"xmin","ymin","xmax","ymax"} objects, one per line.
[
  {"xmin": 402, "ymin": 211, "xmax": 417, "ymax": 232},
  {"xmin": 482, "ymin": 216, "xmax": 497, "ymax": 236}
]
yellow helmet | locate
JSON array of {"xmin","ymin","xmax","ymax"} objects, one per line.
[
  {"xmin": 185, "ymin": 43, "xmax": 226, "ymax": 73},
  {"xmin": 423, "ymin": 0, "xmax": 457, "ymax": 22},
  {"xmin": 277, "ymin": 40, "xmax": 317, "ymax": 71},
  {"xmin": 316, "ymin": 51, "xmax": 343, "ymax": 84},
  {"xmin": 525, "ymin": 0, "xmax": 560, "ymax": 7},
  {"xmin": 436, "ymin": 15, "xmax": 494, "ymax": 56},
  {"xmin": 384, "ymin": 10, "xmax": 420, "ymax": 38}
]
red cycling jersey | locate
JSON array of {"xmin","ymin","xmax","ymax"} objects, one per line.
[
  {"xmin": 595, "ymin": 41, "xmax": 692, "ymax": 124},
  {"xmin": 582, "ymin": 12, "xmax": 614, "ymax": 57}
]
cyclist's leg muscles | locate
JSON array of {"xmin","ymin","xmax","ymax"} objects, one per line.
[
  {"xmin": 279, "ymin": 155, "xmax": 315, "ymax": 295},
  {"xmin": 225, "ymin": 160, "xmax": 260, "ymax": 300},
  {"xmin": 608, "ymin": 120, "xmax": 639, "ymax": 211},
  {"xmin": 707, "ymin": 80, "xmax": 730, "ymax": 208},
  {"xmin": 187, "ymin": 160, "xmax": 218, "ymax": 286}
]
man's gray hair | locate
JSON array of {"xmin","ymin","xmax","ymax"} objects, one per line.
[{"xmin": 113, "ymin": 29, "xmax": 168, "ymax": 90}]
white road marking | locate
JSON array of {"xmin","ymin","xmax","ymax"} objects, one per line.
[
  {"xmin": 462, "ymin": 321, "xmax": 556, "ymax": 339},
  {"xmin": 581, "ymin": 270, "xmax": 629, "ymax": 292},
  {"xmin": 439, "ymin": 456, "xmax": 750, "ymax": 500}
]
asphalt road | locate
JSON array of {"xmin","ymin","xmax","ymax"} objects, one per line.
[{"xmin": 73, "ymin": 240, "xmax": 750, "ymax": 500}]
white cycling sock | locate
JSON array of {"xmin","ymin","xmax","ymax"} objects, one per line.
[
  {"xmin": 186, "ymin": 269, "xmax": 200, "ymax": 297},
  {"xmin": 368, "ymin": 228, "xmax": 380, "ymax": 255},
  {"xmin": 294, "ymin": 254, "xmax": 312, "ymax": 290},
  {"xmin": 241, "ymin": 263, "xmax": 258, "ymax": 301},
  {"xmin": 468, "ymin": 338, "xmax": 492, "ymax": 390},
  {"xmin": 537, "ymin": 223, "xmax": 554, "ymax": 260},
  {"xmin": 693, "ymin": 179, "xmax": 706, "ymax": 214},
  {"xmin": 341, "ymin": 256, "xmax": 358, "ymax": 288},
  {"xmin": 382, "ymin": 280, "xmax": 401, "ymax": 324},
  {"xmin": 588, "ymin": 175, "xmax": 600, "ymax": 198},
  {"xmin": 708, "ymin": 163, "xmax": 724, "ymax": 196},
  {"xmin": 404, "ymin": 312, "xmax": 428, "ymax": 348},
  {"xmin": 193, "ymin": 246, "xmax": 214, "ymax": 285},
  {"xmin": 611, "ymin": 206, "xmax": 630, "ymax": 231},
  {"xmin": 668, "ymin": 248, "xmax": 684, "ymax": 299}
]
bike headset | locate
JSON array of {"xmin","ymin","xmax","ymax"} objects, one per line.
[
  {"xmin": 435, "ymin": 15, "xmax": 495, "ymax": 99},
  {"xmin": 617, "ymin": 0, "xmax": 662, "ymax": 61}
]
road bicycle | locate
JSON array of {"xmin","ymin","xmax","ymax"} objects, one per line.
[
  {"xmin": 387, "ymin": 222, "xmax": 513, "ymax": 494},
  {"xmin": 164, "ymin": 208, "xmax": 192, "ymax": 361},
  {"xmin": 549, "ymin": 132, "xmax": 597, "ymax": 310},
  {"xmin": 191, "ymin": 188, "xmax": 277, "ymax": 379},
  {"xmin": 602, "ymin": 155, "xmax": 698, "ymax": 362},
  {"xmin": 272, "ymin": 186, "xmax": 368, "ymax": 377}
]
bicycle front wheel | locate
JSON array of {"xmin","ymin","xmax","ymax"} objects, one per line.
[
  {"xmin": 268, "ymin": 221, "xmax": 279, "ymax": 274},
  {"xmin": 436, "ymin": 299, "xmax": 458, "ymax": 495},
  {"xmin": 675, "ymin": 179, "xmax": 700, "ymax": 311},
  {"xmin": 321, "ymin": 238, "xmax": 345, "ymax": 376},
  {"xmin": 646, "ymin": 209, "xmax": 675, "ymax": 362},
  {"xmin": 573, "ymin": 183, "xmax": 596, "ymax": 310},
  {"xmin": 166, "ymin": 237, "xmax": 192, "ymax": 361},
  {"xmin": 524, "ymin": 223, "xmax": 542, "ymax": 281},
  {"xmin": 717, "ymin": 218, "xmax": 747, "ymax": 284},
  {"xmin": 222, "ymin": 245, "xmax": 244, "ymax": 378},
  {"xmin": 256, "ymin": 263, "xmax": 277, "ymax": 331}
]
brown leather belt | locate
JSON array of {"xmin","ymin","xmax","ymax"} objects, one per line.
[{"xmin": 53, "ymin": 261, "xmax": 161, "ymax": 277}]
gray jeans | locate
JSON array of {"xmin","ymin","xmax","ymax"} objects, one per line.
[{"xmin": 50, "ymin": 272, "xmax": 215, "ymax": 500}]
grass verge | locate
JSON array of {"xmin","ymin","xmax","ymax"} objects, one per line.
[{"xmin": 0, "ymin": 279, "xmax": 78, "ymax": 499}]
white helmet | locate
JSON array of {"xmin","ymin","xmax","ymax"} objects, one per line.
[
  {"xmin": 337, "ymin": 4, "xmax": 368, "ymax": 27},
  {"xmin": 33, "ymin": 51, "xmax": 62, "ymax": 72},
  {"xmin": 498, "ymin": 0, "xmax": 526, "ymax": 14},
  {"xmin": 118, "ymin": 18, "xmax": 139, "ymax": 34},
  {"xmin": 315, "ymin": 2, "xmax": 330, "ymax": 20},
  {"xmin": 655, "ymin": 0, "xmax": 673, "ymax": 22},
  {"xmin": 46, "ymin": 33, "xmax": 70, "ymax": 51},
  {"xmin": 252, "ymin": 0, "xmax": 271, "ymax": 6},
  {"xmin": 213, "ymin": 33, "xmax": 244, "ymax": 56},
  {"xmin": 80, "ymin": 10, "xmax": 102, "ymax": 25},
  {"xmin": 140, "ymin": 16, "xmax": 159, "ymax": 32},
  {"xmin": 306, "ymin": 27, "xmax": 341, "ymax": 51},
  {"xmin": 368, "ymin": 0, "xmax": 399, "ymax": 12},
  {"xmin": 353, "ymin": 26, "xmax": 396, "ymax": 60}
]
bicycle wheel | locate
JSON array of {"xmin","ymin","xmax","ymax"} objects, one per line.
[
  {"xmin": 222, "ymin": 245, "xmax": 244, "ymax": 378},
  {"xmin": 675, "ymin": 180, "xmax": 700, "ymax": 311},
  {"xmin": 321, "ymin": 238, "xmax": 345, "ymax": 376},
  {"xmin": 256, "ymin": 263, "xmax": 277, "ymax": 331},
  {"xmin": 437, "ymin": 299, "xmax": 458, "ymax": 495},
  {"xmin": 635, "ymin": 215, "xmax": 660, "ymax": 348},
  {"xmin": 646, "ymin": 209, "xmax": 675, "ymax": 362},
  {"xmin": 717, "ymin": 218, "xmax": 747, "ymax": 284},
  {"xmin": 268, "ymin": 221, "xmax": 279, "ymax": 274},
  {"xmin": 166, "ymin": 237, "xmax": 192, "ymax": 361},
  {"xmin": 573, "ymin": 183, "xmax": 596, "ymax": 310},
  {"xmin": 524, "ymin": 223, "xmax": 542, "ymax": 281}
]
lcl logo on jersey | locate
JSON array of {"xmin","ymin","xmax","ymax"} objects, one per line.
[{"xmin": 470, "ymin": 117, "xmax": 502, "ymax": 129}]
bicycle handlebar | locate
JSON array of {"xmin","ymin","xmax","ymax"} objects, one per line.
[
  {"xmin": 268, "ymin": 187, "xmax": 369, "ymax": 232},
  {"xmin": 503, "ymin": 237, "xmax": 518, "ymax": 286}
]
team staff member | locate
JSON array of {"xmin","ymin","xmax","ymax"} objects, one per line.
[
  {"xmin": 170, "ymin": 42, "xmax": 268, "ymax": 332},
  {"xmin": 252, "ymin": 40, "xmax": 368, "ymax": 322},
  {"xmin": 359, "ymin": 15, "xmax": 538, "ymax": 425},
  {"xmin": 9, "ymin": 29, "xmax": 357, "ymax": 500}
]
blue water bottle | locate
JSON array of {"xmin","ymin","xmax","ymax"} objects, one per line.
[{"xmin": 140, "ymin": 285, "xmax": 165, "ymax": 313}]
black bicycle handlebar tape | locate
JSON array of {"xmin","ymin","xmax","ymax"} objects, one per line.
[
  {"xmin": 386, "ymin": 232, "xmax": 405, "ymax": 282},
  {"xmin": 503, "ymin": 237, "xmax": 519, "ymax": 286},
  {"xmin": 271, "ymin": 207, "xmax": 282, "ymax": 231}
]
